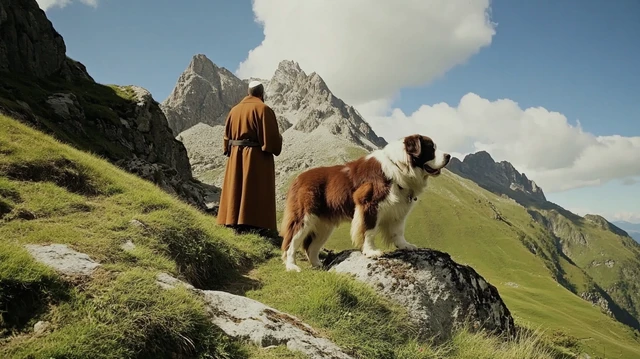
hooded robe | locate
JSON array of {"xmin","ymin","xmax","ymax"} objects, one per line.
[{"xmin": 216, "ymin": 95, "xmax": 283, "ymax": 232}]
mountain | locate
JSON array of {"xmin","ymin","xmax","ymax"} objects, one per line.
[
  {"xmin": 613, "ymin": 221, "xmax": 640, "ymax": 242},
  {"xmin": 0, "ymin": 0, "xmax": 219, "ymax": 212},
  {"xmin": 167, "ymin": 55, "xmax": 386, "ymax": 207},
  {"xmin": 449, "ymin": 151, "xmax": 640, "ymax": 331},
  {"xmin": 448, "ymin": 151, "xmax": 546, "ymax": 205},
  {"xmin": 160, "ymin": 54, "xmax": 249, "ymax": 136},
  {"xmin": 4, "ymin": 2, "xmax": 640, "ymax": 358}
]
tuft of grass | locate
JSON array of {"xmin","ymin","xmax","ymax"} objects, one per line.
[
  {"xmin": 2, "ymin": 268, "xmax": 247, "ymax": 359},
  {"xmin": 0, "ymin": 242, "xmax": 70, "ymax": 337}
]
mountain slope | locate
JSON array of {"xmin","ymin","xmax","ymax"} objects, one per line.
[
  {"xmin": 613, "ymin": 221, "xmax": 640, "ymax": 242},
  {"xmin": 449, "ymin": 151, "xmax": 640, "ymax": 331},
  {"xmin": 0, "ymin": 111, "xmax": 581, "ymax": 359},
  {"xmin": 0, "ymin": 0, "xmax": 219, "ymax": 213},
  {"xmin": 309, "ymin": 167, "xmax": 640, "ymax": 359}
]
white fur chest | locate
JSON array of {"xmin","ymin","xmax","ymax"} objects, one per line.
[{"xmin": 377, "ymin": 183, "xmax": 418, "ymax": 223}]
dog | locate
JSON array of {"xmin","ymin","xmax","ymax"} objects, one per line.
[{"xmin": 279, "ymin": 134, "xmax": 451, "ymax": 272}]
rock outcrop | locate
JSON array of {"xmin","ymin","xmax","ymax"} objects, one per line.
[
  {"xmin": 0, "ymin": 0, "xmax": 219, "ymax": 212},
  {"xmin": 156, "ymin": 273, "xmax": 354, "ymax": 359},
  {"xmin": 323, "ymin": 249, "xmax": 515, "ymax": 343},
  {"xmin": 448, "ymin": 151, "xmax": 546, "ymax": 206},
  {"xmin": 0, "ymin": 0, "xmax": 93, "ymax": 81}
]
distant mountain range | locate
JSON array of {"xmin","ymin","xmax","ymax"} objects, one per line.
[{"xmin": 613, "ymin": 221, "xmax": 640, "ymax": 242}]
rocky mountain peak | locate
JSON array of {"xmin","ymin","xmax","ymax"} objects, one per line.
[
  {"xmin": 448, "ymin": 151, "xmax": 547, "ymax": 205},
  {"xmin": 164, "ymin": 55, "xmax": 387, "ymax": 151},
  {"xmin": 161, "ymin": 54, "xmax": 248, "ymax": 136},
  {"xmin": 264, "ymin": 61, "xmax": 387, "ymax": 150}
]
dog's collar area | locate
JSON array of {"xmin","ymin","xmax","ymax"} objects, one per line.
[{"xmin": 397, "ymin": 184, "xmax": 417, "ymax": 202}]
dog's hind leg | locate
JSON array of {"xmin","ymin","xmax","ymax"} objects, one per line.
[
  {"xmin": 304, "ymin": 220, "xmax": 335, "ymax": 268},
  {"xmin": 285, "ymin": 215, "xmax": 316, "ymax": 272}
]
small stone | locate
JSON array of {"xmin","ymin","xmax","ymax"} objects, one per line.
[
  {"xmin": 25, "ymin": 244, "xmax": 100, "ymax": 277},
  {"xmin": 33, "ymin": 321, "xmax": 50, "ymax": 335},
  {"xmin": 121, "ymin": 240, "xmax": 136, "ymax": 252}
]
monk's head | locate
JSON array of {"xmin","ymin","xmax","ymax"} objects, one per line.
[{"xmin": 248, "ymin": 80, "xmax": 265, "ymax": 101}]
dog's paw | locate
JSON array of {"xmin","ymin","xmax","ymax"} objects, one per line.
[
  {"xmin": 363, "ymin": 249, "xmax": 384, "ymax": 258},
  {"xmin": 397, "ymin": 242, "xmax": 418, "ymax": 251},
  {"xmin": 286, "ymin": 263, "xmax": 302, "ymax": 272}
]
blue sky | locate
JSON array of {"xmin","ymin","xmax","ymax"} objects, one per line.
[{"xmin": 41, "ymin": 0, "xmax": 640, "ymax": 223}]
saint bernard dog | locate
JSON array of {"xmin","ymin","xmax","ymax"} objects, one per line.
[{"xmin": 280, "ymin": 134, "xmax": 451, "ymax": 272}]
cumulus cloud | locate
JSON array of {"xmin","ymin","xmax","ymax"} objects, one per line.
[
  {"xmin": 363, "ymin": 93, "xmax": 640, "ymax": 193},
  {"xmin": 37, "ymin": 0, "xmax": 98, "ymax": 11},
  {"xmin": 237, "ymin": 0, "xmax": 496, "ymax": 105},
  {"xmin": 239, "ymin": 0, "xmax": 639, "ymax": 196},
  {"xmin": 611, "ymin": 212, "xmax": 640, "ymax": 224}
]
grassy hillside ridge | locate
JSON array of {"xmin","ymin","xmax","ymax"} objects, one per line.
[
  {"xmin": 271, "ymin": 165, "xmax": 640, "ymax": 358},
  {"xmin": 448, "ymin": 153, "xmax": 640, "ymax": 331},
  {"xmin": 0, "ymin": 113, "xmax": 273, "ymax": 358},
  {"xmin": 0, "ymin": 113, "xmax": 582, "ymax": 358}
]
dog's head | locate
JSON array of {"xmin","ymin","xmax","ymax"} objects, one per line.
[{"xmin": 402, "ymin": 134, "xmax": 451, "ymax": 176}]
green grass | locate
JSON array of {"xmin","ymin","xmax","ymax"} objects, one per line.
[
  {"xmin": 0, "ymin": 114, "xmax": 278, "ymax": 358},
  {"xmin": 0, "ymin": 109, "xmax": 589, "ymax": 358},
  {"xmin": 302, "ymin": 171, "xmax": 640, "ymax": 359}
]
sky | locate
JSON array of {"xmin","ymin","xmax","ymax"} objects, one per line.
[{"xmin": 38, "ymin": 0, "xmax": 640, "ymax": 224}]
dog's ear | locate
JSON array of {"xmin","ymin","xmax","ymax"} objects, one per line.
[{"xmin": 404, "ymin": 135, "xmax": 422, "ymax": 158}]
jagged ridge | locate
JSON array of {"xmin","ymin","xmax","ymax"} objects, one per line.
[
  {"xmin": 448, "ymin": 150, "xmax": 640, "ymax": 331},
  {"xmin": 162, "ymin": 54, "xmax": 387, "ymax": 151}
]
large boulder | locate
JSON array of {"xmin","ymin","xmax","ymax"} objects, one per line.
[{"xmin": 323, "ymin": 248, "xmax": 515, "ymax": 343}]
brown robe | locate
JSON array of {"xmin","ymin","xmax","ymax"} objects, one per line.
[{"xmin": 216, "ymin": 95, "xmax": 283, "ymax": 232}]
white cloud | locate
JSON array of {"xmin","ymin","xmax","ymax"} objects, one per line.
[
  {"xmin": 362, "ymin": 92, "xmax": 640, "ymax": 193},
  {"xmin": 237, "ymin": 0, "xmax": 496, "ymax": 105},
  {"xmin": 611, "ymin": 212, "xmax": 640, "ymax": 224},
  {"xmin": 37, "ymin": 0, "xmax": 98, "ymax": 11},
  {"xmin": 238, "ymin": 0, "xmax": 639, "ymax": 196}
]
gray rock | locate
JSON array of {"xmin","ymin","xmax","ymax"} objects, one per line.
[
  {"xmin": 120, "ymin": 240, "xmax": 136, "ymax": 252},
  {"xmin": 0, "ymin": 0, "xmax": 92, "ymax": 80},
  {"xmin": 33, "ymin": 320, "xmax": 51, "ymax": 335},
  {"xmin": 24, "ymin": 243, "xmax": 100, "ymax": 277},
  {"xmin": 447, "ymin": 151, "xmax": 546, "ymax": 205},
  {"xmin": 323, "ymin": 249, "xmax": 515, "ymax": 343},
  {"xmin": 46, "ymin": 93, "xmax": 85, "ymax": 121},
  {"xmin": 156, "ymin": 273, "xmax": 353, "ymax": 359},
  {"xmin": 265, "ymin": 60, "xmax": 386, "ymax": 151},
  {"xmin": 161, "ymin": 54, "xmax": 248, "ymax": 136}
]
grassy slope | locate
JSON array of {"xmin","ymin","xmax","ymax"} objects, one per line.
[
  {"xmin": 269, "ymin": 168, "xmax": 640, "ymax": 359},
  {"xmin": 0, "ymin": 113, "xmax": 278, "ymax": 358},
  {"xmin": 0, "ymin": 113, "xmax": 575, "ymax": 359},
  {"xmin": 544, "ymin": 210, "xmax": 640, "ymax": 321},
  {"xmin": 0, "ymin": 111, "xmax": 589, "ymax": 359}
]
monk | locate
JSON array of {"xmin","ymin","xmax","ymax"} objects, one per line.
[{"xmin": 216, "ymin": 80, "xmax": 283, "ymax": 241}]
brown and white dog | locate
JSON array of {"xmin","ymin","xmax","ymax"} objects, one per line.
[{"xmin": 280, "ymin": 134, "xmax": 451, "ymax": 272}]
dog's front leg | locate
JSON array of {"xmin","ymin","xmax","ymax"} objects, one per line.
[
  {"xmin": 388, "ymin": 220, "xmax": 418, "ymax": 251},
  {"xmin": 362, "ymin": 228, "xmax": 384, "ymax": 258}
]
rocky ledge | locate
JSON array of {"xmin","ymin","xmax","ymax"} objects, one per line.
[{"xmin": 323, "ymin": 248, "xmax": 516, "ymax": 343}]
